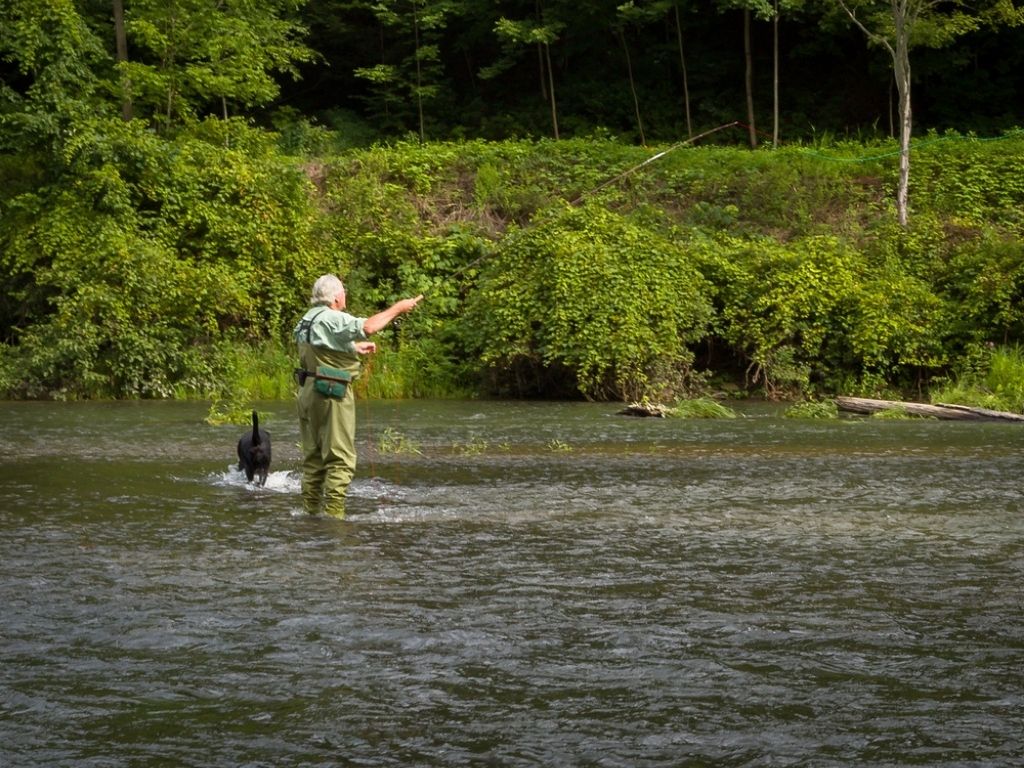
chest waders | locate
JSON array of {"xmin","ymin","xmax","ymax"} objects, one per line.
[{"xmin": 296, "ymin": 310, "xmax": 361, "ymax": 519}]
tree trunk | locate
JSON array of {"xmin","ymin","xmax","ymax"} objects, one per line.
[
  {"xmin": 413, "ymin": 1, "xmax": 425, "ymax": 143},
  {"xmin": 619, "ymin": 29, "xmax": 646, "ymax": 146},
  {"xmin": 838, "ymin": 0, "xmax": 915, "ymax": 226},
  {"xmin": 837, "ymin": 397, "xmax": 1024, "ymax": 422},
  {"xmin": 112, "ymin": 0, "xmax": 132, "ymax": 121},
  {"xmin": 893, "ymin": 10, "xmax": 912, "ymax": 227},
  {"xmin": 674, "ymin": 5, "xmax": 693, "ymax": 140},
  {"xmin": 772, "ymin": 0, "xmax": 779, "ymax": 148},
  {"xmin": 743, "ymin": 9, "xmax": 757, "ymax": 148},
  {"xmin": 544, "ymin": 42, "xmax": 559, "ymax": 139},
  {"xmin": 536, "ymin": 0, "xmax": 547, "ymax": 103},
  {"xmin": 537, "ymin": 43, "xmax": 547, "ymax": 101}
]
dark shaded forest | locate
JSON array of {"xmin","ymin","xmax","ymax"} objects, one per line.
[
  {"xmin": 3, "ymin": 1, "xmax": 1021, "ymax": 146},
  {"xmin": 286, "ymin": 0, "xmax": 1024, "ymax": 144}
]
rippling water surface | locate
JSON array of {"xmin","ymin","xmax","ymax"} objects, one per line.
[{"xmin": 1, "ymin": 399, "xmax": 1022, "ymax": 767}]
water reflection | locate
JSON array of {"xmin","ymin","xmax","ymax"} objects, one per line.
[{"xmin": 1, "ymin": 400, "xmax": 1022, "ymax": 766}]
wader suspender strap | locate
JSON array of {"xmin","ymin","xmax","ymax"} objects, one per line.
[
  {"xmin": 294, "ymin": 309, "xmax": 331, "ymax": 386},
  {"xmin": 300, "ymin": 308, "xmax": 329, "ymax": 344}
]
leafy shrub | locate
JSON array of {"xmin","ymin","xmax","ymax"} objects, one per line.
[
  {"xmin": 462, "ymin": 202, "xmax": 714, "ymax": 401},
  {"xmin": 697, "ymin": 234, "xmax": 860, "ymax": 396},
  {"xmin": 0, "ymin": 117, "xmax": 327, "ymax": 398}
]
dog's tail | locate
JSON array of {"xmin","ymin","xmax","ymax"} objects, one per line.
[{"xmin": 251, "ymin": 409, "xmax": 261, "ymax": 445}]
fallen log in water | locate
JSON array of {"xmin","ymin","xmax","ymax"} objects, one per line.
[{"xmin": 835, "ymin": 396, "xmax": 1024, "ymax": 422}]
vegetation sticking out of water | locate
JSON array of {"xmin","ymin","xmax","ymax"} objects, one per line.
[
  {"xmin": 784, "ymin": 400, "xmax": 840, "ymax": 419},
  {"xmin": 670, "ymin": 398, "xmax": 739, "ymax": 419}
]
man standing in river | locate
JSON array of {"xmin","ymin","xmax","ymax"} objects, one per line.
[{"xmin": 294, "ymin": 274, "xmax": 423, "ymax": 518}]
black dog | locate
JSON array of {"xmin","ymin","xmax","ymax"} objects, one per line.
[{"xmin": 237, "ymin": 410, "xmax": 272, "ymax": 486}]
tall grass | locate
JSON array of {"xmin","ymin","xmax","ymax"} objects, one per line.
[
  {"xmin": 929, "ymin": 345, "xmax": 1024, "ymax": 413},
  {"xmin": 201, "ymin": 341, "xmax": 296, "ymax": 424},
  {"xmin": 358, "ymin": 342, "xmax": 475, "ymax": 400},
  {"xmin": 671, "ymin": 397, "xmax": 737, "ymax": 419}
]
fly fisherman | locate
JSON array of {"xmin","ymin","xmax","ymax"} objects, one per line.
[{"xmin": 294, "ymin": 274, "xmax": 423, "ymax": 518}]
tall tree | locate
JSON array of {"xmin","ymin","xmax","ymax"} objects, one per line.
[
  {"xmin": 718, "ymin": 0, "xmax": 773, "ymax": 148},
  {"xmin": 617, "ymin": 0, "xmax": 695, "ymax": 139},
  {"xmin": 836, "ymin": 0, "xmax": 1024, "ymax": 226},
  {"xmin": 353, "ymin": 0, "xmax": 456, "ymax": 141},
  {"xmin": 121, "ymin": 0, "xmax": 314, "ymax": 131},
  {"xmin": 0, "ymin": 0, "xmax": 109, "ymax": 159},
  {"xmin": 772, "ymin": 0, "xmax": 778, "ymax": 146},
  {"xmin": 616, "ymin": 1, "xmax": 649, "ymax": 145},
  {"xmin": 112, "ymin": 0, "xmax": 132, "ymax": 120},
  {"xmin": 769, "ymin": 0, "xmax": 805, "ymax": 147},
  {"xmin": 481, "ymin": 6, "xmax": 565, "ymax": 139},
  {"xmin": 672, "ymin": 1, "xmax": 694, "ymax": 139}
]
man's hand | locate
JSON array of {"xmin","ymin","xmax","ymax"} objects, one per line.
[
  {"xmin": 399, "ymin": 295, "xmax": 424, "ymax": 313},
  {"xmin": 354, "ymin": 341, "xmax": 377, "ymax": 355}
]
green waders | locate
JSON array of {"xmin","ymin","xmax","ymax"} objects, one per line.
[{"xmin": 297, "ymin": 343, "xmax": 360, "ymax": 518}]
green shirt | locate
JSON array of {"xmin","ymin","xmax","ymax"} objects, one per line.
[{"xmin": 293, "ymin": 306, "xmax": 368, "ymax": 353}]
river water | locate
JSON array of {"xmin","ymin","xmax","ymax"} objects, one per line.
[{"xmin": 1, "ymin": 399, "xmax": 1022, "ymax": 767}]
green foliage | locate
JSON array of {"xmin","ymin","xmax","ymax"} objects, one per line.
[
  {"xmin": 698, "ymin": 234, "xmax": 860, "ymax": 396},
  {"xmin": 121, "ymin": 0, "xmax": 315, "ymax": 131},
  {"xmin": 870, "ymin": 406, "xmax": 921, "ymax": 419},
  {"xmin": 208, "ymin": 340, "xmax": 297, "ymax": 402},
  {"xmin": 0, "ymin": 117, "xmax": 328, "ymax": 399},
  {"xmin": 453, "ymin": 437, "xmax": 489, "ymax": 456},
  {"xmin": 784, "ymin": 399, "xmax": 839, "ymax": 419},
  {"xmin": 348, "ymin": 0, "xmax": 455, "ymax": 135},
  {"xmin": 929, "ymin": 344, "xmax": 1024, "ymax": 413},
  {"xmin": 0, "ymin": 0, "xmax": 109, "ymax": 157},
  {"xmin": 378, "ymin": 427, "xmax": 423, "ymax": 455},
  {"xmin": 359, "ymin": 337, "xmax": 474, "ymax": 400},
  {"xmin": 205, "ymin": 396, "xmax": 267, "ymax": 427},
  {"xmin": 939, "ymin": 231, "xmax": 1024, "ymax": 345},
  {"xmin": 3, "ymin": 132, "xmax": 1024, "ymax": 404},
  {"xmin": 670, "ymin": 397, "xmax": 737, "ymax": 419},
  {"xmin": 463, "ymin": 201, "xmax": 714, "ymax": 400},
  {"xmin": 912, "ymin": 133, "xmax": 1024, "ymax": 228}
]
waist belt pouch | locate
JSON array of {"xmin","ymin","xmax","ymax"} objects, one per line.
[{"xmin": 313, "ymin": 365, "xmax": 351, "ymax": 399}]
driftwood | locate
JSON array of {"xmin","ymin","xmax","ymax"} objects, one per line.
[
  {"xmin": 619, "ymin": 401, "xmax": 673, "ymax": 418},
  {"xmin": 836, "ymin": 396, "xmax": 1024, "ymax": 422}
]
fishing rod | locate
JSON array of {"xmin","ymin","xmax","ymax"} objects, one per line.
[
  {"xmin": 368, "ymin": 121, "xmax": 749, "ymax": 483},
  {"xmin": 436, "ymin": 121, "xmax": 745, "ymax": 288},
  {"xmin": 569, "ymin": 120, "xmax": 741, "ymax": 206}
]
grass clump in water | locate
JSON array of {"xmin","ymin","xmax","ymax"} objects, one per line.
[
  {"xmin": 784, "ymin": 399, "xmax": 838, "ymax": 419},
  {"xmin": 671, "ymin": 397, "xmax": 737, "ymax": 419},
  {"xmin": 378, "ymin": 427, "xmax": 423, "ymax": 455},
  {"xmin": 454, "ymin": 438, "xmax": 489, "ymax": 456},
  {"xmin": 869, "ymin": 405, "xmax": 928, "ymax": 420},
  {"xmin": 206, "ymin": 392, "xmax": 262, "ymax": 426}
]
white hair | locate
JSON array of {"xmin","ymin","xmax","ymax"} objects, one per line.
[{"xmin": 310, "ymin": 274, "xmax": 344, "ymax": 306}]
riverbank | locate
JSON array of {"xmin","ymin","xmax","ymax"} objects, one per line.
[{"xmin": 3, "ymin": 132, "xmax": 1023, "ymax": 402}]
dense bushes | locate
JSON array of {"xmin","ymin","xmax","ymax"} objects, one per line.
[
  {"xmin": 2, "ymin": 129, "xmax": 1023, "ymax": 403},
  {"xmin": 463, "ymin": 203, "xmax": 714, "ymax": 400},
  {"xmin": 0, "ymin": 118, "xmax": 331, "ymax": 398}
]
